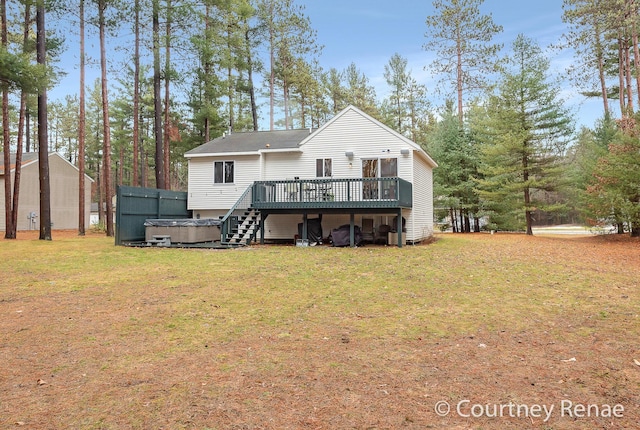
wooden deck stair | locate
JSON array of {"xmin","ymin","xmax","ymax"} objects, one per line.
[{"xmin": 222, "ymin": 207, "xmax": 261, "ymax": 246}]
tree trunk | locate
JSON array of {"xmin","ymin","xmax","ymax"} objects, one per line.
[
  {"xmin": 524, "ymin": 186, "xmax": 533, "ymax": 235},
  {"xmin": 12, "ymin": 90, "xmax": 26, "ymax": 237},
  {"xmin": 523, "ymin": 149, "xmax": 532, "ymax": 235},
  {"xmin": 449, "ymin": 207, "xmax": 457, "ymax": 233},
  {"xmin": 97, "ymin": 164, "xmax": 103, "ymax": 225},
  {"xmin": 163, "ymin": 0, "xmax": 171, "ymax": 189},
  {"xmin": 153, "ymin": 0, "xmax": 165, "ymax": 189},
  {"xmin": 226, "ymin": 24, "xmax": 234, "ymax": 132},
  {"xmin": 624, "ymin": 37, "xmax": 634, "ymax": 113},
  {"xmin": 26, "ymin": 109, "xmax": 31, "ymax": 151},
  {"xmin": 37, "ymin": 3, "xmax": 51, "ymax": 241},
  {"xmin": 456, "ymin": 30, "xmax": 463, "ymax": 124},
  {"xmin": 132, "ymin": 0, "xmax": 140, "ymax": 187},
  {"xmin": 268, "ymin": 2, "xmax": 275, "ymax": 131},
  {"xmin": 283, "ymin": 84, "xmax": 289, "ymax": 129},
  {"xmin": 118, "ymin": 147, "xmax": 124, "ymax": 185},
  {"xmin": 99, "ymin": 0, "xmax": 113, "ymax": 237},
  {"xmin": 13, "ymin": 3, "xmax": 32, "ymax": 236},
  {"xmin": 631, "ymin": 8, "xmax": 640, "ymax": 108},
  {"xmin": 78, "ymin": 0, "xmax": 86, "ymax": 235},
  {"xmin": 593, "ymin": 19, "xmax": 609, "ymax": 115},
  {"xmin": 244, "ymin": 25, "xmax": 258, "ymax": 131},
  {"xmin": 1, "ymin": 0, "xmax": 14, "ymax": 238},
  {"xmin": 618, "ymin": 37, "xmax": 627, "ymax": 113},
  {"xmin": 203, "ymin": 3, "xmax": 210, "ymax": 142}
]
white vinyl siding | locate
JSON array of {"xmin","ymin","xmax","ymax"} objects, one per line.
[
  {"xmin": 188, "ymin": 155, "xmax": 260, "ymax": 210},
  {"xmin": 408, "ymin": 154, "xmax": 434, "ymax": 241},
  {"xmin": 186, "ymin": 106, "xmax": 436, "ymax": 242}
]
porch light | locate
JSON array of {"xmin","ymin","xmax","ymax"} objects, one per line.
[
  {"xmin": 400, "ymin": 148, "xmax": 410, "ymax": 156},
  {"xmin": 345, "ymin": 151, "xmax": 354, "ymax": 159}
]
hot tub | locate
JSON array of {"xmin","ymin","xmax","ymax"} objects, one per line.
[{"xmin": 144, "ymin": 218, "xmax": 221, "ymax": 243}]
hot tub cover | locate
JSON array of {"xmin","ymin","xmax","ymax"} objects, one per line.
[{"xmin": 144, "ymin": 218, "xmax": 221, "ymax": 227}]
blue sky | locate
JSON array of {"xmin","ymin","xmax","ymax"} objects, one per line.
[
  {"xmin": 302, "ymin": 0, "xmax": 604, "ymax": 129},
  {"xmin": 50, "ymin": 0, "xmax": 605, "ymax": 130}
]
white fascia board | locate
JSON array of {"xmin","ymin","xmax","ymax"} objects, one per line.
[
  {"xmin": 185, "ymin": 151, "xmax": 260, "ymax": 158},
  {"xmin": 258, "ymin": 148, "xmax": 303, "ymax": 154}
]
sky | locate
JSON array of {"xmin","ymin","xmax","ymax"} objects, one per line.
[
  {"xmin": 50, "ymin": 0, "xmax": 606, "ymax": 131},
  {"xmin": 301, "ymin": 0, "xmax": 605, "ymax": 129}
]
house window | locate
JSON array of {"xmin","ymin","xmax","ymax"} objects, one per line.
[
  {"xmin": 316, "ymin": 158, "xmax": 332, "ymax": 177},
  {"xmin": 381, "ymin": 158, "xmax": 398, "ymax": 177},
  {"xmin": 362, "ymin": 158, "xmax": 398, "ymax": 200},
  {"xmin": 381, "ymin": 158, "xmax": 398, "ymax": 199},
  {"xmin": 214, "ymin": 161, "xmax": 234, "ymax": 184}
]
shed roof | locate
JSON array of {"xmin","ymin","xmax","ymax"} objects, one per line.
[
  {"xmin": 0, "ymin": 152, "xmax": 39, "ymax": 175},
  {"xmin": 185, "ymin": 129, "xmax": 314, "ymax": 157},
  {"xmin": 0, "ymin": 152, "xmax": 95, "ymax": 182}
]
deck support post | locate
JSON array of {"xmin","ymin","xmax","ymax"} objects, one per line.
[
  {"xmin": 260, "ymin": 212, "xmax": 266, "ymax": 245},
  {"xmin": 349, "ymin": 213, "xmax": 355, "ymax": 247},
  {"xmin": 397, "ymin": 209, "xmax": 403, "ymax": 247},
  {"xmin": 302, "ymin": 212, "xmax": 308, "ymax": 241}
]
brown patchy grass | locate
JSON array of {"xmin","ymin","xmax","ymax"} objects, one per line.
[{"xmin": 1, "ymin": 231, "xmax": 639, "ymax": 429}]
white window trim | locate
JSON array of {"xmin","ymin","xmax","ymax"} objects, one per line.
[
  {"xmin": 316, "ymin": 158, "xmax": 333, "ymax": 178},
  {"xmin": 213, "ymin": 160, "xmax": 235, "ymax": 184}
]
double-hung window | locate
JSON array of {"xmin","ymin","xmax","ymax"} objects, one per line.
[
  {"xmin": 316, "ymin": 158, "xmax": 332, "ymax": 178},
  {"xmin": 214, "ymin": 161, "xmax": 234, "ymax": 184}
]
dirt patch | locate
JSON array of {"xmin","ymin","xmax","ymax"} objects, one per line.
[{"xmin": 1, "ymin": 232, "xmax": 639, "ymax": 429}]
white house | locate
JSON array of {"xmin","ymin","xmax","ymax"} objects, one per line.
[{"xmin": 184, "ymin": 105, "xmax": 437, "ymax": 247}]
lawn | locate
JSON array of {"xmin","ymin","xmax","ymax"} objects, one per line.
[{"xmin": 1, "ymin": 231, "xmax": 639, "ymax": 429}]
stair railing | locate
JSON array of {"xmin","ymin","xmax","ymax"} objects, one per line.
[{"xmin": 220, "ymin": 184, "xmax": 254, "ymax": 244}]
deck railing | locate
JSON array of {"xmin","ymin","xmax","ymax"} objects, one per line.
[
  {"xmin": 251, "ymin": 177, "xmax": 412, "ymax": 209},
  {"xmin": 220, "ymin": 184, "xmax": 253, "ymax": 242}
]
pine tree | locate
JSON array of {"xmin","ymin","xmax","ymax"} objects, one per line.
[
  {"xmin": 424, "ymin": 0, "xmax": 503, "ymax": 124},
  {"xmin": 36, "ymin": 0, "xmax": 51, "ymax": 240},
  {"xmin": 586, "ymin": 117, "xmax": 640, "ymax": 236},
  {"xmin": 475, "ymin": 34, "xmax": 574, "ymax": 235},
  {"xmin": 427, "ymin": 102, "xmax": 478, "ymax": 232},
  {"xmin": 381, "ymin": 53, "xmax": 431, "ymax": 142}
]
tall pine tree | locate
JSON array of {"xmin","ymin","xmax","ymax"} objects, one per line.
[{"xmin": 475, "ymin": 34, "xmax": 574, "ymax": 235}]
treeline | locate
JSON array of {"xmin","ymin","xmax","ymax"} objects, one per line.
[
  {"xmin": 425, "ymin": 0, "xmax": 640, "ymax": 236},
  {"xmin": 1, "ymin": 0, "xmax": 639, "ymax": 238}
]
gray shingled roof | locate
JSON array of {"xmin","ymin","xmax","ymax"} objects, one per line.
[
  {"xmin": 0, "ymin": 152, "xmax": 39, "ymax": 174},
  {"xmin": 185, "ymin": 129, "xmax": 314, "ymax": 156}
]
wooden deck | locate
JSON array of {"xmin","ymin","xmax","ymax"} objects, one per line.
[{"xmin": 251, "ymin": 177, "xmax": 412, "ymax": 211}]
